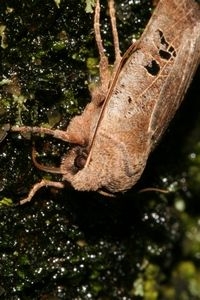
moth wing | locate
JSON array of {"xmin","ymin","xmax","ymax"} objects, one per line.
[{"xmin": 149, "ymin": 26, "xmax": 200, "ymax": 148}]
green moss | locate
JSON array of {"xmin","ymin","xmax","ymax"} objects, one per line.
[
  {"xmin": 181, "ymin": 214, "xmax": 200, "ymax": 259},
  {"xmin": 0, "ymin": 197, "xmax": 13, "ymax": 207},
  {"xmin": 132, "ymin": 264, "xmax": 161, "ymax": 300},
  {"xmin": 170, "ymin": 262, "xmax": 200, "ymax": 299},
  {"xmin": 85, "ymin": 0, "xmax": 96, "ymax": 13},
  {"xmin": 187, "ymin": 142, "xmax": 200, "ymax": 193}
]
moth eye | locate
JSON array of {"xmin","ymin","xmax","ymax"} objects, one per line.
[{"xmin": 74, "ymin": 154, "xmax": 87, "ymax": 170}]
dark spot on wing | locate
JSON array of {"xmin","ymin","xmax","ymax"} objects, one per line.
[{"xmin": 144, "ymin": 59, "xmax": 160, "ymax": 76}]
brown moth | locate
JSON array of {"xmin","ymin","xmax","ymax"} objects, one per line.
[{"xmin": 8, "ymin": 0, "xmax": 200, "ymax": 204}]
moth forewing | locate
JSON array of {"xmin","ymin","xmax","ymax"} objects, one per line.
[{"xmin": 150, "ymin": 26, "xmax": 200, "ymax": 147}]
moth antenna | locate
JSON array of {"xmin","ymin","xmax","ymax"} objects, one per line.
[
  {"xmin": 19, "ymin": 179, "xmax": 65, "ymax": 205},
  {"xmin": 94, "ymin": 0, "xmax": 110, "ymax": 90},
  {"xmin": 139, "ymin": 187, "xmax": 170, "ymax": 194},
  {"xmin": 31, "ymin": 146, "xmax": 63, "ymax": 174},
  {"xmin": 108, "ymin": 0, "xmax": 121, "ymax": 67}
]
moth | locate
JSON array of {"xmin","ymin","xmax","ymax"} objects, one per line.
[{"xmin": 6, "ymin": 0, "xmax": 200, "ymax": 204}]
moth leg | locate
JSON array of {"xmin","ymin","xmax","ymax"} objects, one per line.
[
  {"xmin": 108, "ymin": 0, "xmax": 121, "ymax": 68},
  {"xmin": 19, "ymin": 179, "xmax": 65, "ymax": 205},
  {"xmin": 98, "ymin": 189, "xmax": 115, "ymax": 197},
  {"xmin": 10, "ymin": 125, "xmax": 85, "ymax": 145},
  {"xmin": 94, "ymin": 0, "xmax": 110, "ymax": 96},
  {"xmin": 92, "ymin": 0, "xmax": 121, "ymax": 106}
]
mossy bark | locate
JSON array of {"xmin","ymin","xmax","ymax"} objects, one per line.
[{"xmin": 0, "ymin": 1, "xmax": 200, "ymax": 299}]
